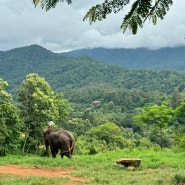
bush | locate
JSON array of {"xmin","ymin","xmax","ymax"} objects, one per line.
[
  {"xmin": 173, "ymin": 172, "xmax": 185, "ymax": 184},
  {"xmin": 0, "ymin": 147, "xmax": 6, "ymax": 156},
  {"xmin": 139, "ymin": 138, "xmax": 152, "ymax": 149}
]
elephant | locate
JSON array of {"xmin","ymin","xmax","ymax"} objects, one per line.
[{"xmin": 43, "ymin": 126, "xmax": 75, "ymax": 158}]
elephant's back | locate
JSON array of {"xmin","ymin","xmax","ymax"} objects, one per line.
[
  {"xmin": 50, "ymin": 129, "xmax": 75, "ymax": 142},
  {"xmin": 61, "ymin": 130, "xmax": 75, "ymax": 141}
]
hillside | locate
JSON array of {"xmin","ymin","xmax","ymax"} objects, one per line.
[
  {"xmin": 0, "ymin": 45, "xmax": 69, "ymax": 92},
  {"xmin": 60, "ymin": 46, "xmax": 185, "ymax": 71},
  {"xmin": 1, "ymin": 45, "xmax": 185, "ymax": 97}
]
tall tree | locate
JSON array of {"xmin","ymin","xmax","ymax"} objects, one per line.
[
  {"xmin": 33, "ymin": 0, "xmax": 173, "ymax": 34},
  {"xmin": 134, "ymin": 102, "xmax": 174, "ymax": 149},
  {"xmin": 0, "ymin": 78, "xmax": 22, "ymax": 154},
  {"xmin": 54, "ymin": 93, "xmax": 72, "ymax": 128},
  {"xmin": 170, "ymin": 87, "xmax": 181, "ymax": 109},
  {"xmin": 17, "ymin": 73, "xmax": 70, "ymax": 154},
  {"xmin": 175, "ymin": 101, "xmax": 185, "ymax": 124}
]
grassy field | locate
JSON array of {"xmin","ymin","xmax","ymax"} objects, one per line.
[{"xmin": 0, "ymin": 148, "xmax": 185, "ymax": 185}]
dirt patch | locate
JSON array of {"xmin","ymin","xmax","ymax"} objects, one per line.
[{"xmin": 0, "ymin": 165, "xmax": 85, "ymax": 184}]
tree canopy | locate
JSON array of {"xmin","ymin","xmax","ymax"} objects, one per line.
[
  {"xmin": 0, "ymin": 78, "xmax": 22, "ymax": 154},
  {"xmin": 33, "ymin": 0, "xmax": 173, "ymax": 34},
  {"xmin": 134, "ymin": 102, "xmax": 174, "ymax": 148}
]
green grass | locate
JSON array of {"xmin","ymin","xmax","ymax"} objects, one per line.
[{"xmin": 0, "ymin": 148, "xmax": 185, "ymax": 185}]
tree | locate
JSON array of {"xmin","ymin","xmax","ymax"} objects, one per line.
[
  {"xmin": 87, "ymin": 122, "xmax": 124, "ymax": 148},
  {"xmin": 0, "ymin": 78, "xmax": 22, "ymax": 154},
  {"xmin": 134, "ymin": 102, "xmax": 174, "ymax": 149},
  {"xmin": 17, "ymin": 73, "xmax": 70, "ymax": 154},
  {"xmin": 54, "ymin": 93, "xmax": 72, "ymax": 128},
  {"xmin": 170, "ymin": 87, "xmax": 182, "ymax": 109},
  {"xmin": 175, "ymin": 101, "xmax": 185, "ymax": 124},
  {"xmin": 33, "ymin": 0, "xmax": 173, "ymax": 34}
]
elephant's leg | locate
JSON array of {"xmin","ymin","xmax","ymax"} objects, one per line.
[
  {"xmin": 64, "ymin": 144, "xmax": 72, "ymax": 158},
  {"xmin": 66, "ymin": 141, "xmax": 74, "ymax": 157},
  {"xmin": 70, "ymin": 141, "xmax": 74, "ymax": 156},
  {"xmin": 60, "ymin": 149, "xmax": 65, "ymax": 158},
  {"xmin": 60, "ymin": 147, "xmax": 70, "ymax": 158},
  {"xmin": 56, "ymin": 148, "xmax": 58, "ymax": 154},
  {"xmin": 71, "ymin": 147, "xmax": 74, "ymax": 156},
  {"xmin": 50, "ymin": 146, "xmax": 57, "ymax": 158},
  {"xmin": 66, "ymin": 153, "xmax": 72, "ymax": 158},
  {"xmin": 51, "ymin": 151, "xmax": 56, "ymax": 158},
  {"xmin": 66, "ymin": 152, "xmax": 72, "ymax": 158},
  {"xmin": 61, "ymin": 152, "xmax": 71, "ymax": 158},
  {"xmin": 45, "ymin": 144, "xmax": 50, "ymax": 157},
  {"xmin": 61, "ymin": 153, "xmax": 64, "ymax": 158}
]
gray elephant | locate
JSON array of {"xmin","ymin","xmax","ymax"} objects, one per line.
[{"xmin": 43, "ymin": 126, "xmax": 75, "ymax": 158}]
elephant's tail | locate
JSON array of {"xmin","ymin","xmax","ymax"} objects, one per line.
[{"xmin": 62, "ymin": 141, "xmax": 74, "ymax": 154}]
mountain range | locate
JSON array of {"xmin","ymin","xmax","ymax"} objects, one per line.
[
  {"xmin": 1, "ymin": 44, "xmax": 185, "ymax": 96},
  {"xmin": 61, "ymin": 46, "xmax": 185, "ymax": 71}
]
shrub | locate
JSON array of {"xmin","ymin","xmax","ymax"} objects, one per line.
[{"xmin": 173, "ymin": 172, "xmax": 185, "ymax": 184}]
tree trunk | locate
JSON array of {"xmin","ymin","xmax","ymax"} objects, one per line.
[{"xmin": 160, "ymin": 127, "xmax": 163, "ymax": 150}]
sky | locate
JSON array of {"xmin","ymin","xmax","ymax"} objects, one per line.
[{"xmin": 0, "ymin": 0, "xmax": 185, "ymax": 53}]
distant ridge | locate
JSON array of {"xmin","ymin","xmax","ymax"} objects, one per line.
[
  {"xmin": 0, "ymin": 44, "xmax": 56, "ymax": 59},
  {"xmin": 60, "ymin": 46, "xmax": 185, "ymax": 72},
  {"xmin": 1, "ymin": 44, "xmax": 185, "ymax": 96}
]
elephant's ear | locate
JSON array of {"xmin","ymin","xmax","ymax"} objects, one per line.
[{"xmin": 43, "ymin": 126, "xmax": 52, "ymax": 134}]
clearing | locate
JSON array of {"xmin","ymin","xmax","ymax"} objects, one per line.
[{"xmin": 0, "ymin": 165, "xmax": 85, "ymax": 185}]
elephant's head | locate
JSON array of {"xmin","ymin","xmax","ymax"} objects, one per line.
[
  {"xmin": 43, "ymin": 126, "xmax": 52, "ymax": 145},
  {"xmin": 43, "ymin": 126, "xmax": 52, "ymax": 157}
]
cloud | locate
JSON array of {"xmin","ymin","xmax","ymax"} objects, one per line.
[{"xmin": 0, "ymin": 0, "xmax": 185, "ymax": 52}]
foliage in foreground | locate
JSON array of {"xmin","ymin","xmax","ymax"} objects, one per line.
[
  {"xmin": 33, "ymin": 0, "xmax": 173, "ymax": 34},
  {"xmin": 0, "ymin": 148, "xmax": 185, "ymax": 185}
]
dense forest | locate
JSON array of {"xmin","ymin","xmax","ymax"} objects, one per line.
[
  {"xmin": 61, "ymin": 46, "xmax": 185, "ymax": 71},
  {"xmin": 1, "ymin": 45, "xmax": 185, "ymax": 94},
  {"xmin": 1, "ymin": 45, "xmax": 185, "ymax": 156}
]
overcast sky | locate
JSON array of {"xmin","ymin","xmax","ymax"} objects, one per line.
[{"xmin": 0, "ymin": 0, "xmax": 185, "ymax": 52}]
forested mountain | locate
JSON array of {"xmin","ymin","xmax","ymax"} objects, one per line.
[
  {"xmin": 1, "ymin": 44, "xmax": 185, "ymax": 97},
  {"xmin": 0, "ymin": 45, "xmax": 68, "ymax": 93},
  {"xmin": 61, "ymin": 46, "xmax": 185, "ymax": 71}
]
